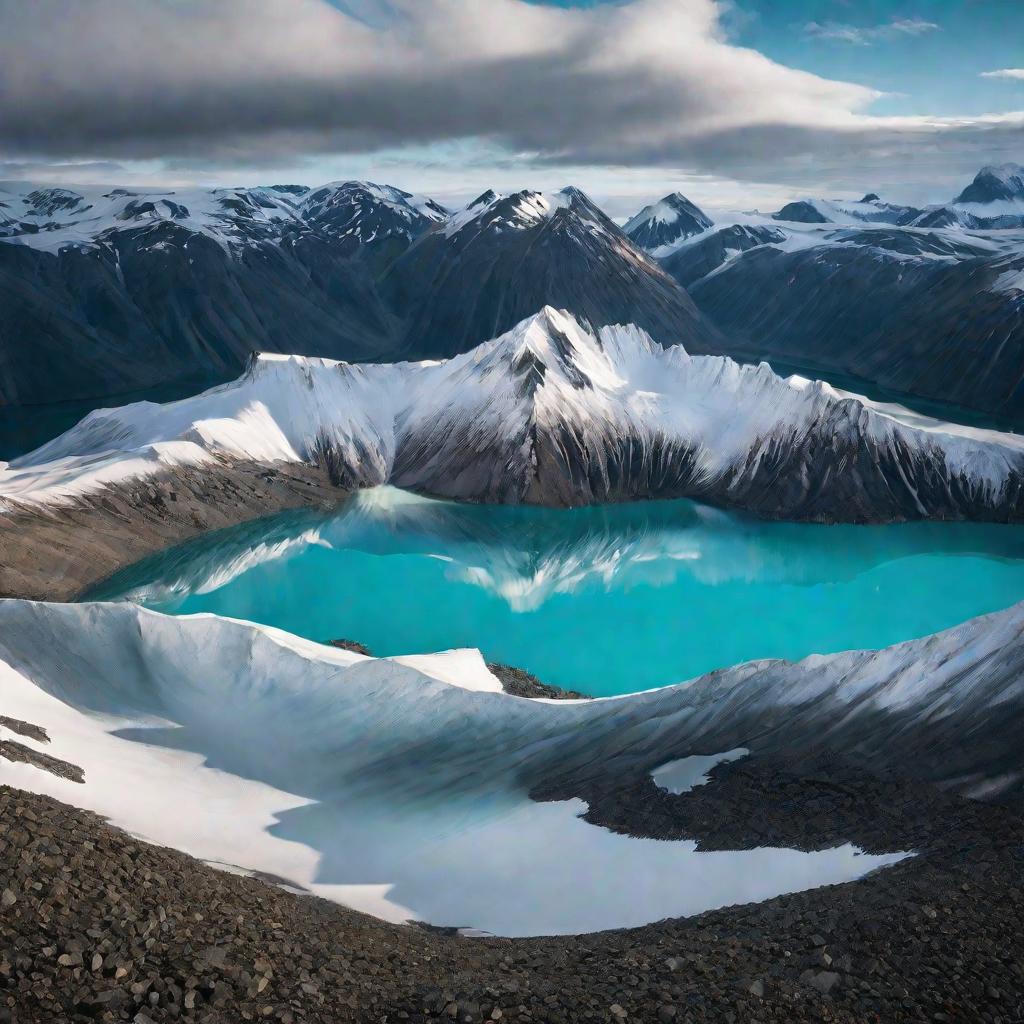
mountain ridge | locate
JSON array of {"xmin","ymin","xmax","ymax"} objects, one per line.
[{"xmin": 5, "ymin": 307, "xmax": 1023, "ymax": 524}]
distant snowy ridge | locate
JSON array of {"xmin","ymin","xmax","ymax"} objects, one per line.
[
  {"xmin": 0, "ymin": 180, "xmax": 447, "ymax": 254},
  {"xmin": 772, "ymin": 196, "xmax": 921, "ymax": 227},
  {"xmin": 4, "ymin": 307, "xmax": 1024, "ymax": 523},
  {"xmin": 765, "ymin": 165, "xmax": 1024, "ymax": 230}
]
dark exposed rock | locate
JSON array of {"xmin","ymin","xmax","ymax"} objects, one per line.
[
  {"xmin": 485, "ymin": 663, "xmax": 587, "ymax": 701},
  {"xmin": 772, "ymin": 201, "xmax": 830, "ymax": 224},
  {"xmin": 318, "ymin": 646, "xmax": 587, "ymax": 699},
  {"xmin": 0, "ymin": 739, "xmax": 84, "ymax": 783},
  {"xmin": 0, "ymin": 221, "xmax": 402, "ymax": 408},
  {"xmin": 2, "ymin": 767, "xmax": 1023, "ymax": 1023},
  {"xmin": 0, "ymin": 717, "xmax": 49, "ymax": 744},
  {"xmin": 327, "ymin": 638, "xmax": 374, "ymax": 656}
]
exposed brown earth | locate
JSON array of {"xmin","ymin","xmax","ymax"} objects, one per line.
[{"xmin": 0, "ymin": 461, "xmax": 349, "ymax": 602}]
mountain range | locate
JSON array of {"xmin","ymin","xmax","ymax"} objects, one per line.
[
  {"xmin": 1, "ymin": 163, "xmax": 1022, "ymax": 427},
  {"xmin": 5, "ymin": 308, "xmax": 1022, "ymax": 524},
  {"xmin": 0, "ymin": 181, "xmax": 716, "ymax": 411}
]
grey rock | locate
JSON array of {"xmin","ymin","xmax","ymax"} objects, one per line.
[{"xmin": 801, "ymin": 970, "xmax": 842, "ymax": 995}]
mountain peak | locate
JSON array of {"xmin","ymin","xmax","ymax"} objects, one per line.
[
  {"xmin": 299, "ymin": 179, "xmax": 447, "ymax": 246},
  {"xmin": 955, "ymin": 163, "xmax": 1024, "ymax": 205},
  {"xmin": 442, "ymin": 186, "xmax": 605, "ymax": 239},
  {"xmin": 624, "ymin": 193, "xmax": 713, "ymax": 256},
  {"xmin": 479, "ymin": 307, "xmax": 609, "ymax": 394}
]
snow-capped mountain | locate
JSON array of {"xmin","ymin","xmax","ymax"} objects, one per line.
[
  {"xmin": 2, "ymin": 167, "xmax": 1021, "ymax": 423},
  {"xmin": 0, "ymin": 180, "xmax": 445, "ymax": 253},
  {"xmin": 0, "ymin": 179, "xmax": 447, "ymax": 406},
  {"xmin": 0, "ymin": 180, "xmax": 720, "ymax": 410},
  {"xmin": 660, "ymin": 161, "xmax": 1024, "ymax": 422},
  {"xmin": 955, "ymin": 163, "xmax": 1024, "ymax": 205},
  {"xmin": 298, "ymin": 181, "xmax": 447, "ymax": 260},
  {"xmin": 5, "ymin": 308, "xmax": 1023, "ymax": 523},
  {"xmin": 768, "ymin": 167, "xmax": 1024, "ymax": 231},
  {"xmin": 766, "ymin": 166, "xmax": 1024, "ymax": 232},
  {"xmin": 772, "ymin": 195, "xmax": 921, "ymax": 226},
  {"xmin": 379, "ymin": 186, "xmax": 721, "ymax": 360},
  {"xmin": 911, "ymin": 164, "xmax": 1024, "ymax": 230},
  {"xmin": 623, "ymin": 193, "xmax": 714, "ymax": 256}
]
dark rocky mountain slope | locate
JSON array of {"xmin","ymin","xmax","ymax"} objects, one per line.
[
  {"xmin": 381, "ymin": 187, "xmax": 721, "ymax": 360},
  {"xmin": 0, "ymin": 182, "xmax": 720, "ymax": 410},
  {"xmin": 688, "ymin": 238, "xmax": 1024, "ymax": 422}
]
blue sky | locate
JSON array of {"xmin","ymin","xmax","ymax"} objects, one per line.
[
  {"xmin": 534, "ymin": 0, "xmax": 1024, "ymax": 115},
  {"xmin": 731, "ymin": 0, "xmax": 1024, "ymax": 117},
  {"xmin": 2, "ymin": 0, "xmax": 1022, "ymax": 212}
]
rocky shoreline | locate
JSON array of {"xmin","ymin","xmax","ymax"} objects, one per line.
[{"xmin": 0, "ymin": 461, "xmax": 349, "ymax": 602}]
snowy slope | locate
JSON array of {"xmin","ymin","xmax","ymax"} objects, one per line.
[
  {"xmin": 0, "ymin": 180, "xmax": 446, "ymax": 254},
  {"xmin": 25, "ymin": 595, "xmax": 1024, "ymax": 932},
  {"xmin": 4, "ymin": 307, "xmax": 1024, "ymax": 522},
  {"xmin": 623, "ymin": 193, "xmax": 714, "ymax": 256},
  {"xmin": 6, "ymin": 591, "xmax": 1024, "ymax": 929}
]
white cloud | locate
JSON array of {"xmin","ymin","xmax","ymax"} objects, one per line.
[
  {"xmin": 981, "ymin": 69, "xmax": 1024, "ymax": 81},
  {"xmin": 0, "ymin": 0, "xmax": 1017, "ymax": 196},
  {"xmin": 803, "ymin": 17, "xmax": 940, "ymax": 46}
]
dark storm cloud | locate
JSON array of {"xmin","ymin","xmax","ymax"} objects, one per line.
[{"xmin": 0, "ymin": 0, "xmax": 1020, "ymax": 186}]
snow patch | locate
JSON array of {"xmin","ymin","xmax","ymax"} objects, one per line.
[{"xmin": 651, "ymin": 749, "xmax": 750, "ymax": 795}]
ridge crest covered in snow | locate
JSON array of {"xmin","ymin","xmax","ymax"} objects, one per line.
[{"xmin": 3, "ymin": 308, "xmax": 1023, "ymax": 523}]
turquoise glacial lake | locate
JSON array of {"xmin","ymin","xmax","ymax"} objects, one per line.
[{"xmin": 90, "ymin": 488, "xmax": 1024, "ymax": 697}]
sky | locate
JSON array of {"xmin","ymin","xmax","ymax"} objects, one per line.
[{"xmin": 0, "ymin": 0, "xmax": 1021, "ymax": 214}]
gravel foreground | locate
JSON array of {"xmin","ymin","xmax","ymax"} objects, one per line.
[{"xmin": 3, "ymin": 771, "xmax": 1023, "ymax": 1024}]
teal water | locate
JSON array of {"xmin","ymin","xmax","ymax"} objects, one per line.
[{"xmin": 89, "ymin": 488, "xmax": 1024, "ymax": 696}]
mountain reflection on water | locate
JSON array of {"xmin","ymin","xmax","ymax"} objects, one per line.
[{"xmin": 90, "ymin": 487, "xmax": 1024, "ymax": 695}]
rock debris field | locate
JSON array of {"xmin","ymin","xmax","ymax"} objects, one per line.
[{"xmin": 3, "ymin": 740, "xmax": 1023, "ymax": 1023}]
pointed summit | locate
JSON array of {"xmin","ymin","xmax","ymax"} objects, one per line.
[
  {"xmin": 955, "ymin": 163, "xmax": 1024, "ymax": 205},
  {"xmin": 624, "ymin": 193, "xmax": 713, "ymax": 256}
]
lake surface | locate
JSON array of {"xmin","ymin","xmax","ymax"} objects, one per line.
[{"xmin": 91, "ymin": 487, "xmax": 1024, "ymax": 696}]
